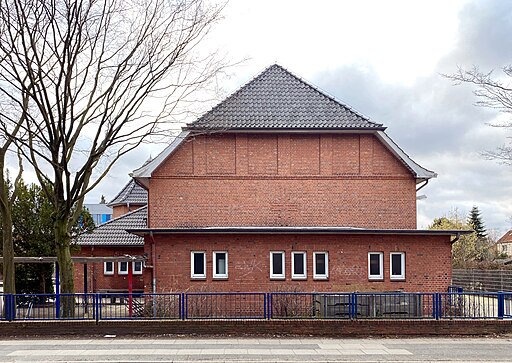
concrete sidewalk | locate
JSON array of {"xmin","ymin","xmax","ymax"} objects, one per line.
[{"xmin": 0, "ymin": 337, "xmax": 511, "ymax": 362}]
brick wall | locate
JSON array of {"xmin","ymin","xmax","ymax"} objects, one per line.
[
  {"xmin": 73, "ymin": 246, "xmax": 145, "ymax": 293},
  {"xmin": 112, "ymin": 204, "xmax": 145, "ymax": 219},
  {"xmin": 3, "ymin": 320, "xmax": 511, "ymax": 337},
  {"xmin": 149, "ymin": 133, "xmax": 417, "ymax": 229},
  {"xmin": 145, "ymin": 233, "xmax": 452, "ymax": 293}
]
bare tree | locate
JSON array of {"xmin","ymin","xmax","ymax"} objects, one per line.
[
  {"xmin": 446, "ymin": 65, "xmax": 512, "ymax": 164},
  {"xmin": 0, "ymin": 103, "xmax": 26, "ymax": 295},
  {"xmin": 0, "ymin": 0, "xmax": 226, "ymax": 314}
]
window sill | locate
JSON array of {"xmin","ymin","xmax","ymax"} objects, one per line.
[
  {"xmin": 270, "ymin": 277, "xmax": 285, "ymax": 280},
  {"xmin": 390, "ymin": 278, "xmax": 405, "ymax": 281},
  {"xmin": 213, "ymin": 276, "xmax": 228, "ymax": 280},
  {"xmin": 368, "ymin": 277, "xmax": 384, "ymax": 281},
  {"xmin": 313, "ymin": 276, "xmax": 329, "ymax": 281},
  {"xmin": 191, "ymin": 276, "xmax": 206, "ymax": 280},
  {"xmin": 292, "ymin": 276, "xmax": 307, "ymax": 280}
]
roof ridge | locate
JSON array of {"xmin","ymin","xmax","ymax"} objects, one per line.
[
  {"xmin": 186, "ymin": 64, "xmax": 278, "ymax": 129},
  {"xmin": 186, "ymin": 64, "xmax": 384, "ymax": 130},
  {"xmin": 272, "ymin": 64, "xmax": 382, "ymax": 127}
]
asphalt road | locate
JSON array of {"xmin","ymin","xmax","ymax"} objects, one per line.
[{"xmin": 0, "ymin": 337, "xmax": 511, "ymax": 362}]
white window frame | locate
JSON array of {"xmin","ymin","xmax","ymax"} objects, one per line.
[
  {"xmin": 104, "ymin": 261, "xmax": 114, "ymax": 275},
  {"xmin": 368, "ymin": 252, "xmax": 384, "ymax": 280},
  {"xmin": 213, "ymin": 251, "xmax": 228, "ymax": 279},
  {"xmin": 132, "ymin": 261, "xmax": 143, "ymax": 275},
  {"xmin": 291, "ymin": 251, "xmax": 307, "ymax": 280},
  {"xmin": 270, "ymin": 251, "xmax": 285, "ymax": 280},
  {"xmin": 118, "ymin": 261, "xmax": 129, "ymax": 275},
  {"xmin": 313, "ymin": 252, "xmax": 329, "ymax": 280},
  {"xmin": 191, "ymin": 251, "xmax": 206, "ymax": 279},
  {"xmin": 390, "ymin": 252, "xmax": 405, "ymax": 280}
]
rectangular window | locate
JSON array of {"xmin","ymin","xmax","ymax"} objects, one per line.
[
  {"xmin": 191, "ymin": 251, "xmax": 206, "ymax": 279},
  {"xmin": 313, "ymin": 252, "xmax": 328, "ymax": 280},
  {"xmin": 104, "ymin": 261, "xmax": 114, "ymax": 275},
  {"xmin": 213, "ymin": 251, "xmax": 228, "ymax": 279},
  {"xmin": 118, "ymin": 261, "xmax": 129, "ymax": 275},
  {"xmin": 368, "ymin": 252, "xmax": 383, "ymax": 280},
  {"xmin": 390, "ymin": 252, "xmax": 405, "ymax": 280},
  {"xmin": 292, "ymin": 252, "xmax": 307, "ymax": 279},
  {"xmin": 270, "ymin": 251, "xmax": 285, "ymax": 279},
  {"xmin": 133, "ymin": 261, "xmax": 143, "ymax": 275}
]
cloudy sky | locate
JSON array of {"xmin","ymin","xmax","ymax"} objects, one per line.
[{"xmin": 87, "ymin": 0, "xmax": 512, "ymax": 235}]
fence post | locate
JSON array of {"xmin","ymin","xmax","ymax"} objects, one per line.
[
  {"xmin": 268, "ymin": 293, "xmax": 272, "ymax": 320},
  {"xmin": 181, "ymin": 293, "xmax": 185, "ymax": 320},
  {"xmin": 263, "ymin": 293, "xmax": 267, "ymax": 320},
  {"xmin": 94, "ymin": 294, "xmax": 99, "ymax": 323},
  {"xmin": 5, "ymin": 294, "xmax": 13, "ymax": 321},
  {"xmin": 498, "ymin": 291, "xmax": 505, "ymax": 320},
  {"xmin": 434, "ymin": 293, "xmax": 441, "ymax": 320},
  {"xmin": 96, "ymin": 293, "xmax": 101, "ymax": 322}
]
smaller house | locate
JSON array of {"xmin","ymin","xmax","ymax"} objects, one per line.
[
  {"xmin": 73, "ymin": 179, "xmax": 148, "ymax": 293},
  {"xmin": 107, "ymin": 179, "xmax": 147, "ymax": 218},
  {"xmin": 497, "ymin": 230, "xmax": 512, "ymax": 256}
]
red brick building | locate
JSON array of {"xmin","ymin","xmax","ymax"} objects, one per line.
[{"xmin": 127, "ymin": 65, "xmax": 468, "ymax": 294}]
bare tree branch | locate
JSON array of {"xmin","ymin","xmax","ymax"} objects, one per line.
[{"xmin": 0, "ymin": 0, "xmax": 229, "ymax": 304}]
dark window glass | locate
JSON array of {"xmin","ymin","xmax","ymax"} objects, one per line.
[
  {"xmin": 272, "ymin": 253, "xmax": 283, "ymax": 275},
  {"xmin": 369, "ymin": 254, "xmax": 381, "ymax": 276},
  {"xmin": 315, "ymin": 253, "xmax": 326, "ymax": 275},
  {"xmin": 293, "ymin": 253, "xmax": 304, "ymax": 275},
  {"xmin": 193, "ymin": 253, "xmax": 204, "ymax": 275},
  {"xmin": 134, "ymin": 261, "xmax": 142, "ymax": 272},
  {"xmin": 105, "ymin": 262, "xmax": 113, "ymax": 272},
  {"xmin": 215, "ymin": 253, "xmax": 226, "ymax": 275},
  {"xmin": 120, "ymin": 261, "xmax": 128, "ymax": 272},
  {"xmin": 391, "ymin": 254, "xmax": 402, "ymax": 276}
]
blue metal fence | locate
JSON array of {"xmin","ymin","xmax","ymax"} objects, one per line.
[{"xmin": 1, "ymin": 291, "xmax": 512, "ymax": 321}]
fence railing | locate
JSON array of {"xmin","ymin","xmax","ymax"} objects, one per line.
[{"xmin": 0, "ymin": 291, "xmax": 511, "ymax": 321}]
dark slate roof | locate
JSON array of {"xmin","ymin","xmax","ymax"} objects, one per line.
[
  {"xmin": 75, "ymin": 206, "xmax": 147, "ymax": 246},
  {"xmin": 185, "ymin": 64, "xmax": 384, "ymax": 131},
  {"xmin": 107, "ymin": 178, "xmax": 147, "ymax": 207}
]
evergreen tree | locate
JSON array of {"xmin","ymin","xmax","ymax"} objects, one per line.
[
  {"xmin": 2, "ymin": 181, "xmax": 95, "ymax": 293},
  {"xmin": 468, "ymin": 206, "xmax": 487, "ymax": 239}
]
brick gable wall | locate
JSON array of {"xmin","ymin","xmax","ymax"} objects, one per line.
[{"xmin": 149, "ymin": 133, "xmax": 416, "ymax": 229}]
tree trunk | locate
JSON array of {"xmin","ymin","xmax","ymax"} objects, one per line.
[
  {"xmin": 54, "ymin": 216, "xmax": 75, "ymax": 317},
  {"xmin": 0, "ymin": 155, "xmax": 15, "ymax": 295}
]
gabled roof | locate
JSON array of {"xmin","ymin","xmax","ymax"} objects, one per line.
[
  {"xmin": 132, "ymin": 64, "xmax": 436, "ymax": 186},
  {"xmin": 498, "ymin": 230, "xmax": 512, "ymax": 244},
  {"xmin": 185, "ymin": 64, "xmax": 385, "ymax": 131},
  {"xmin": 75, "ymin": 206, "xmax": 147, "ymax": 246},
  {"xmin": 107, "ymin": 178, "xmax": 148, "ymax": 207}
]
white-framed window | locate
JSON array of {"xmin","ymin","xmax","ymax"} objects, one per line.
[
  {"xmin": 368, "ymin": 252, "xmax": 384, "ymax": 280},
  {"xmin": 104, "ymin": 261, "xmax": 114, "ymax": 275},
  {"xmin": 191, "ymin": 251, "xmax": 206, "ymax": 279},
  {"xmin": 390, "ymin": 252, "xmax": 405, "ymax": 280},
  {"xmin": 291, "ymin": 251, "xmax": 307, "ymax": 280},
  {"xmin": 270, "ymin": 251, "xmax": 285, "ymax": 279},
  {"xmin": 118, "ymin": 261, "xmax": 129, "ymax": 275},
  {"xmin": 133, "ymin": 261, "xmax": 143, "ymax": 275},
  {"xmin": 313, "ymin": 252, "xmax": 328, "ymax": 280},
  {"xmin": 213, "ymin": 251, "xmax": 228, "ymax": 279}
]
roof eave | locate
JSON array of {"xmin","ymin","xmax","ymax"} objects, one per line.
[
  {"xmin": 131, "ymin": 131, "xmax": 191, "ymax": 188},
  {"xmin": 375, "ymin": 131, "xmax": 437, "ymax": 182},
  {"xmin": 184, "ymin": 126, "xmax": 387, "ymax": 132},
  {"xmin": 127, "ymin": 227, "xmax": 473, "ymax": 237}
]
